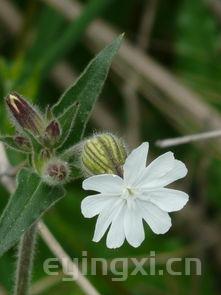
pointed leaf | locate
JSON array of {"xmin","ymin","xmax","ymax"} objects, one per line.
[
  {"xmin": 52, "ymin": 34, "xmax": 124, "ymax": 147},
  {"xmin": 56, "ymin": 101, "xmax": 80, "ymax": 151},
  {"xmin": 0, "ymin": 168, "xmax": 65, "ymax": 257}
]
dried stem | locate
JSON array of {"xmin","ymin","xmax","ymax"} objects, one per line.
[
  {"xmin": 0, "ymin": 0, "xmax": 22, "ymax": 34},
  {"xmin": 123, "ymin": 0, "xmax": 158, "ymax": 147},
  {"xmin": 156, "ymin": 129, "xmax": 221, "ymax": 148},
  {"xmin": 14, "ymin": 224, "xmax": 37, "ymax": 295},
  {"xmin": 37, "ymin": 222, "xmax": 100, "ymax": 295}
]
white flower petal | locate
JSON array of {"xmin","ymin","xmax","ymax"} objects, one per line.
[
  {"xmin": 148, "ymin": 188, "xmax": 189, "ymax": 212},
  {"xmin": 139, "ymin": 157, "xmax": 187, "ymax": 190},
  {"xmin": 154, "ymin": 160, "xmax": 187, "ymax": 188},
  {"xmin": 139, "ymin": 201, "xmax": 171, "ymax": 234},
  {"xmin": 124, "ymin": 201, "xmax": 145, "ymax": 247},
  {"xmin": 82, "ymin": 174, "xmax": 123, "ymax": 193},
  {"xmin": 93, "ymin": 198, "xmax": 124, "ymax": 242},
  {"xmin": 81, "ymin": 194, "xmax": 119, "ymax": 218},
  {"xmin": 123, "ymin": 142, "xmax": 149, "ymax": 185},
  {"xmin": 106, "ymin": 204, "xmax": 126, "ymax": 249},
  {"xmin": 137, "ymin": 152, "xmax": 175, "ymax": 184}
]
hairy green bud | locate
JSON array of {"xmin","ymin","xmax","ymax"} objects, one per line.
[{"xmin": 81, "ymin": 133, "xmax": 127, "ymax": 176}]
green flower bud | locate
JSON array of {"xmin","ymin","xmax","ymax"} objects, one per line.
[
  {"xmin": 6, "ymin": 92, "xmax": 44, "ymax": 135},
  {"xmin": 42, "ymin": 158, "xmax": 70, "ymax": 186},
  {"xmin": 81, "ymin": 133, "xmax": 127, "ymax": 176}
]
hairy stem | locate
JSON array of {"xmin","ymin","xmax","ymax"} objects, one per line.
[{"xmin": 14, "ymin": 224, "xmax": 37, "ymax": 295}]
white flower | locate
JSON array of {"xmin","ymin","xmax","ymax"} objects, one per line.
[{"xmin": 81, "ymin": 142, "xmax": 189, "ymax": 249}]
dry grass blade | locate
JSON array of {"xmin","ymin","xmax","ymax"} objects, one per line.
[
  {"xmin": 156, "ymin": 130, "xmax": 221, "ymax": 148},
  {"xmin": 37, "ymin": 222, "xmax": 100, "ymax": 295},
  {"xmin": 0, "ymin": 0, "xmax": 22, "ymax": 34},
  {"xmin": 122, "ymin": 0, "xmax": 158, "ymax": 148}
]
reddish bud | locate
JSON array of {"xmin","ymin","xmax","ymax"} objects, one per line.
[
  {"xmin": 45, "ymin": 120, "xmax": 60, "ymax": 144},
  {"xmin": 6, "ymin": 92, "xmax": 44, "ymax": 135}
]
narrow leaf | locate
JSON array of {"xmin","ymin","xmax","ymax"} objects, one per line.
[
  {"xmin": 0, "ymin": 168, "xmax": 65, "ymax": 257},
  {"xmin": 56, "ymin": 102, "xmax": 80, "ymax": 151},
  {"xmin": 52, "ymin": 34, "xmax": 124, "ymax": 147}
]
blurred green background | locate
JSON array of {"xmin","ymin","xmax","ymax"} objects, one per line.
[{"xmin": 0, "ymin": 0, "xmax": 221, "ymax": 294}]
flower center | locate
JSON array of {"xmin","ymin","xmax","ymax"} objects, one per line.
[
  {"xmin": 121, "ymin": 186, "xmax": 137, "ymax": 200},
  {"xmin": 127, "ymin": 187, "xmax": 135, "ymax": 195}
]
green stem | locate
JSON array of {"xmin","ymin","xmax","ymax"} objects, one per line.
[{"xmin": 13, "ymin": 224, "xmax": 37, "ymax": 295}]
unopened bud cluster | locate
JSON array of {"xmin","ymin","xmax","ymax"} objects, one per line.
[
  {"xmin": 81, "ymin": 133, "xmax": 128, "ymax": 176},
  {"xmin": 5, "ymin": 92, "xmax": 68, "ymax": 185},
  {"xmin": 4, "ymin": 92, "xmax": 129, "ymax": 186}
]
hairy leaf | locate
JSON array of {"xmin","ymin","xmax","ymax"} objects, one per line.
[
  {"xmin": 52, "ymin": 34, "xmax": 124, "ymax": 147},
  {"xmin": 0, "ymin": 169, "xmax": 65, "ymax": 257},
  {"xmin": 56, "ymin": 102, "xmax": 80, "ymax": 152}
]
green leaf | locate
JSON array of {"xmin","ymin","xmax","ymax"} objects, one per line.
[
  {"xmin": 56, "ymin": 101, "xmax": 80, "ymax": 151},
  {"xmin": 52, "ymin": 34, "xmax": 124, "ymax": 147},
  {"xmin": 0, "ymin": 168, "xmax": 65, "ymax": 257},
  {"xmin": 0, "ymin": 135, "xmax": 31, "ymax": 153},
  {"xmin": 24, "ymin": 130, "xmax": 43, "ymax": 173}
]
